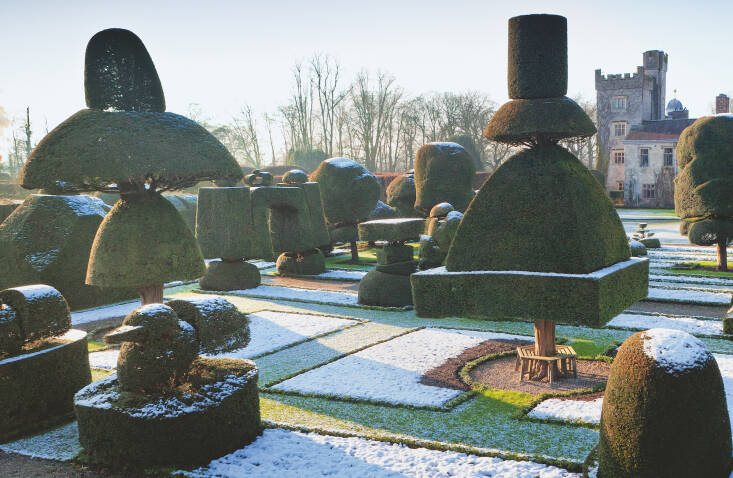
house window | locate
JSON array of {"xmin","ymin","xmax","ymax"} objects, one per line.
[
  {"xmin": 643, "ymin": 183, "xmax": 656, "ymax": 199},
  {"xmin": 613, "ymin": 122, "xmax": 627, "ymax": 137},
  {"xmin": 611, "ymin": 96, "xmax": 628, "ymax": 110},
  {"xmin": 664, "ymin": 147, "xmax": 674, "ymax": 166},
  {"xmin": 613, "ymin": 150, "xmax": 625, "ymax": 164},
  {"xmin": 617, "ymin": 181, "xmax": 624, "ymax": 191},
  {"xmin": 640, "ymin": 148, "xmax": 649, "ymax": 167}
]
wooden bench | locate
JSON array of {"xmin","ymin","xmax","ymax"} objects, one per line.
[{"xmin": 515, "ymin": 345, "xmax": 577, "ymax": 383}]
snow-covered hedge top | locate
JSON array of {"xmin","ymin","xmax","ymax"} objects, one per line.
[
  {"xmin": 12, "ymin": 284, "xmax": 64, "ymax": 301},
  {"xmin": 428, "ymin": 142, "xmax": 465, "ymax": 155},
  {"xmin": 183, "ymin": 294, "xmax": 238, "ymax": 314},
  {"xmin": 641, "ymin": 328, "xmax": 712, "ymax": 373},
  {"xmin": 135, "ymin": 303, "xmax": 175, "ymax": 316}
]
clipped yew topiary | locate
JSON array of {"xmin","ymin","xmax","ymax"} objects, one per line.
[
  {"xmin": 414, "ymin": 142, "xmax": 476, "ymax": 215},
  {"xmin": 19, "ymin": 29, "xmax": 242, "ymax": 305},
  {"xmin": 675, "ymin": 116, "xmax": 733, "ymax": 270},
  {"xmin": 311, "ymin": 157, "xmax": 380, "ymax": 262},
  {"xmin": 597, "ymin": 329, "xmax": 731, "ymax": 477},
  {"xmin": 385, "ymin": 172, "xmax": 419, "ymax": 217}
]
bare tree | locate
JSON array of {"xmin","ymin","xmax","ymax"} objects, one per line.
[
  {"xmin": 280, "ymin": 63, "xmax": 314, "ymax": 151},
  {"xmin": 311, "ymin": 54, "xmax": 349, "ymax": 156},
  {"xmin": 212, "ymin": 106, "xmax": 264, "ymax": 168}
]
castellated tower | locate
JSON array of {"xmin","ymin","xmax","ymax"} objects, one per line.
[{"xmin": 595, "ymin": 50, "xmax": 668, "ymax": 193}]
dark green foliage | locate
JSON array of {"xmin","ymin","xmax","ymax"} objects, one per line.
[
  {"xmin": 376, "ymin": 244, "xmax": 414, "ymax": 264},
  {"xmin": 385, "ymin": 173, "xmax": 419, "ymax": 217},
  {"xmin": 0, "ymin": 200, "xmax": 21, "ymax": 224},
  {"xmin": 358, "ymin": 270, "xmax": 413, "ymax": 307},
  {"xmin": 446, "ymin": 145, "xmax": 630, "ymax": 274},
  {"xmin": 0, "ymin": 303, "xmax": 22, "ymax": 353},
  {"xmin": 276, "ymin": 249, "xmax": 326, "ymax": 275},
  {"xmin": 310, "ymin": 158, "xmax": 380, "ymax": 225},
  {"xmin": 0, "ymin": 285, "xmax": 70, "ymax": 344},
  {"xmin": 724, "ymin": 316, "xmax": 733, "ymax": 335},
  {"xmin": 286, "ymin": 148, "xmax": 329, "ymax": 173},
  {"xmin": 245, "ymin": 170, "xmax": 274, "ymax": 186},
  {"xmin": 629, "ymin": 239, "xmax": 647, "ymax": 257},
  {"xmin": 412, "ymin": 257, "xmax": 648, "ymax": 323},
  {"xmin": 84, "ymin": 29, "xmax": 165, "ymax": 112},
  {"xmin": 590, "ymin": 169, "xmax": 605, "ymax": 186},
  {"xmin": 507, "ymin": 14, "xmax": 567, "ymax": 99},
  {"xmin": 446, "ymin": 134, "xmax": 483, "ymax": 170},
  {"xmin": 329, "ymin": 223, "xmax": 358, "ymax": 243},
  {"xmin": 254, "ymin": 186, "xmax": 314, "ymax": 254},
  {"xmin": 167, "ymin": 296, "xmax": 250, "ymax": 354},
  {"xmin": 283, "ymin": 169, "xmax": 308, "ymax": 184},
  {"xmin": 484, "ymin": 97, "xmax": 596, "ymax": 145},
  {"xmin": 198, "ymin": 259, "xmax": 261, "ymax": 291},
  {"xmin": 20, "ymin": 109, "xmax": 243, "ymax": 192},
  {"xmin": 414, "ymin": 143, "xmax": 476, "ymax": 214},
  {"xmin": 298, "ymin": 182, "xmax": 332, "ymax": 250},
  {"xmin": 597, "ymin": 331, "xmax": 731, "ymax": 477},
  {"xmin": 431, "ymin": 212, "xmax": 463, "ymax": 251},
  {"xmin": 196, "ymin": 187, "xmax": 257, "ymax": 259},
  {"xmin": 675, "ymin": 116, "xmax": 733, "ymax": 221},
  {"xmin": 164, "ymin": 194, "xmax": 198, "ymax": 233},
  {"xmin": 358, "ymin": 218, "xmax": 425, "ymax": 243},
  {"xmin": 86, "ymin": 193, "xmax": 205, "ymax": 288},
  {"xmin": 376, "ymin": 260, "xmax": 417, "ymax": 275},
  {"xmin": 74, "ymin": 358, "xmax": 261, "ymax": 468},
  {"xmin": 639, "ymin": 237, "xmax": 661, "ymax": 248},
  {"xmin": 0, "ymin": 195, "xmax": 137, "ymax": 310},
  {"xmin": 369, "ymin": 200, "xmax": 398, "ymax": 220},
  {"xmin": 0, "ymin": 330, "xmax": 91, "ymax": 441}
]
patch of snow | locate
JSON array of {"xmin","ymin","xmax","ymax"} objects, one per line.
[
  {"xmin": 9, "ymin": 284, "xmax": 62, "ymax": 301},
  {"xmin": 0, "ymin": 421, "xmax": 82, "ymax": 461},
  {"xmin": 58, "ymin": 195, "xmax": 109, "ymax": 216},
  {"xmin": 228, "ymin": 285, "xmax": 360, "ymax": 307},
  {"xmin": 362, "ymin": 218, "xmax": 424, "ymax": 225},
  {"xmin": 254, "ymin": 261, "xmax": 276, "ymax": 270},
  {"xmin": 208, "ymin": 311, "xmax": 358, "ymax": 360},
  {"xmin": 713, "ymin": 354, "xmax": 733, "ymax": 437},
  {"xmin": 25, "ymin": 249, "xmax": 60, "ymax": 271},
  {"xmin": 650, "ymin": 274, "xmax": 733, "ymax": 287},
  {"xmin": 272, "ymin": 269, "xmax": 366, "ymax": 281},
  {"xmin": 428, "ymin": 142, "xmax": 465, "ymax": 156},
  {"xmin": 272, "ymin": 328, "xmax": 530, "ymax": 407},
  {"xmin": 88, "ymin": 349, "xmax": 120, "ymax": 369},
  {"xmin": 528, "ymin": 397, "xmax": 603, "ymax": 424},
  {"xmin": 415, "ymin": 258, "xmax": 646, "ymax": 279},
  {"xmin": 641, "ymin": 328, "xmax": 711, "ymax": 373},
  {"xmin": 71, "ymin": 300, "xmax": 140, "ymax": 326},
  {"xmin": 325, "ymin": 157, "xmax": 359, "ymax": 169},
  {"xmin": 184, "ymin": 428, "xmax": 579, "ymax": 478},
  {"xmin": 607, "ymin": 313, "xmax": 723, "ymax": 336},
  {"xmin": 646, "ymin": 287, "xmax": 732, "ymax": 305},
  {"xmin": 136, "ymin": 303, "xmax": 174, "ymax": 316}
]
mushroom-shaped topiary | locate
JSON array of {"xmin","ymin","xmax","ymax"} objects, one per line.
[
  {"xmin": 674, "ymin": 115, "xmax": 733, "ymax": 271},
  {"xmin": 414, "ymin": 142, "xmax": 476, "ymax": 215},
  {"xmin": 19, "ymin": 29, "xmax": 242, "ymax": 304},
  {"xmin": 597, "ymin": 329, "xmax": 731, "ymax": 477},
  {"xmin": 311, "ymin": 158, "xmax": 380, "ymax": 263}
]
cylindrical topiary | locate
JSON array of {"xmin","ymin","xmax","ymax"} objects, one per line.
[
  {"xmin": 276, "ymin": 249, "xmax": 326, "ymax": 276},
  {"xmin": 414, "ymin": 142, "xmax": 476, "ymax": 215},
  {"xmin": 198, "ymin": 259, "xmax": 261, "ymax": 291},
  {"xmin": 597, "ymin": 329, "xmax": 732, "ymax": 477}
]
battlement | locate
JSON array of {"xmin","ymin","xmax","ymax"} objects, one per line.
[{"xmin": 595, "ymin": 66, "xmax": 644, "ymax": 89}]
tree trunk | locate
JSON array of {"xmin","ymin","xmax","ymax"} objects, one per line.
[
  {"xmin": 533, "ymin": 319, "xmax": 557, "ymax": 380},
  {"xmin": 350, "ymin": 240, "xmax": 359, "ymax": 264},
  {"xmin": 718, "ymin": 240, "xmax": 728, "ymax": 272},
  {"xmin": 138, "ymin": 284, "xmax": 164, "ymax": 305}
]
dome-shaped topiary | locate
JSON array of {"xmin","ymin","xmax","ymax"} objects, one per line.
[
  {"xmin": 597, "ymin": 329, "xmax": 732, "ymax": 477},
  {"xmin": 386, "ymin": 173, "xmax": 418, "ymax": 217},
  {"xmin": 310, "ymin": 158, "xmax": 380, "ymax": 225},
  {"xmin": 414, "ymin": 142, "xmax": 476, "ymax": 215},
  {"xmin": 446, "ymin": 145, "xmax": 629, "ymax": 274}
]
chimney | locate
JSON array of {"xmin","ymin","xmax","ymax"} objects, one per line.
[{"xmin": 716, "ymin": 94, "xmax": 730, "ymax": 114}]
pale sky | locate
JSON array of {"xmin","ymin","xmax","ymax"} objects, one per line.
[{"xmin": 1, "ymin": 0, "xmax": 732, "ymax": 162}]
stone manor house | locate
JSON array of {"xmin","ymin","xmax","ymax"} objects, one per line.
[{"xmin": 595, "ymin": 50, "xmax": 730, "ymax": 208}]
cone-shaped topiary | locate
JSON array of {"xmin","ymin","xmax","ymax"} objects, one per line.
[
  {"xmin": 597, "ymin": 329, "xmax": 732, "ymax": 477},
  {"xmin": 674, "ymin": 116, "xmax": 733, "ymax": 271},
  {"xmin": 414, "ymin": 142, "xmax": 476, "ymax": 215},
  {"xmin": 446, "ymin": 145, "xmax": 630, "ymax": 274}
]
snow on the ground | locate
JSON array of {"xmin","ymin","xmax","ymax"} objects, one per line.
[
  {"xmin": 650, "ymin": 274, "xmax": 733, "ymax": 287},
  {"xmin": 528, "ymin": 398, "xmax": 603, "ymax": 425},
  {"xmin": 88, "ymin": 349, "xmax": 120, "ymax": 369},
  {"xmin": 184, "ymin": 428, "xmax": 580, "ymax": 478},
  {"xmin": 295, "ymin": 269, "xmax": 366, "ymax": 281},
  {"xmin": 271, "ymin": 328, "xmax": 530, "ymax": 407},
  {"xmin": 71, "ymin": 300, "xmax": 140, "ymax": 326},
  {"xmin": 227, "ymin": 285, "xmax": 361, "ymax": 307},
  {"xmin": 209, "ymin": 311, "xmax": 359, "ymax": 359},
  {"xmin": 254, "ymin": 261, "xmax": 276, "ymax": 270},
  {"xmin": 641, "ymin": 329, "xmax": 711, "ymax": 373},
  {"xmin": 0, "ymin": 421, "xmax": 81, "ymax": 461},
  {"xmin": 714, "ymin": 354, "xmax": 733, "ymax": 437},
  {"xmin": 607, "ymin": 313, "xmax": 723, "ymax": 336},
  {"xmin": 650, "ymin": 281, "xmax": 733, "ymax": 293},
  {"xmin": 646, "ymin": 287, "xmax": 732, "ymax": 305}
]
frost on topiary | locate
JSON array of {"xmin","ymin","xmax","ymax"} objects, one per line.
[
  {"xmin": 167, "ymin": 296, "xmax": 250, "ymax": 355},
  {"xmin": 597, "ymin": 329, "xmax": 731, "ymax": 478},
  {"xmin": 0, "ymin": 195, "xmax": 136, "ymax": 310},
  {"xmin": 674, "ymin": 116, "xmax": 733, "ymax": 271},
  {"xmin": 386, "ymin": 172, "xmax": 419, "ymax": 217},
  {"xmin": 414, "ymin": 142, "xmax": 476, "ymax": 215}
]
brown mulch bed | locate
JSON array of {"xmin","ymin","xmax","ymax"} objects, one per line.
[
  {"xmin": 469, "ymin": 355, "xmax": 611, "ymax": 396},
  {"xmin": 419, "ymin": 339, "xmax": 532, "ymax": 391}
]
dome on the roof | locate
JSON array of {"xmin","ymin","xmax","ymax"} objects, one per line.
[{"xmin": 667, "ymin": 97, "xmax": 684, "ymax": 113}]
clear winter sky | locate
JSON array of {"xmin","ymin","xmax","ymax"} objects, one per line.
[{"xmin": 1, "ymin": 0, "xmax": 731, "ymax": 163}]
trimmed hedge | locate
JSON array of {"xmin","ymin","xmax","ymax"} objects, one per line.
[
  {"xmin": 251, "ymin": 186, "xmax": 315, "ymax": 254},
  {"xmin": 412, "ymin": 258, "xmax": 648, "ymax": 324},
  {"xmin": 0, "ymin": 195, "xmax": 137, "ymax": 310},
  {"xmin": 196, "ymin": 187, "xmax": 257, "ymax": 260},
  {"xmin": 20, "ymin": 109, "xmax": 243, "ymax": 192},
  {"xmin": 198, "ymin": 259, "xmax": 261, "ymax": 291},
  {"xmin": 276, "ymin": 249, "xmax": 326, "ymax": 276},
  {"xmin": 358, "ymin": 270, "xmax": 413, "ymax": 307},
  {"xmin": 386, "ymin": 173, "xmax": 419, "ymax": 217},
  {"xmin": 507, "ymin": 14, "xmax": 567, "ymax": 99},
  {"xmin": 358, "ymin": 218, "xmax": 425, "ymax": 243},
  {"xmin": 1, "ymin": 329, "xmax": 91, "ymax": 442},
  {"xmin": 86, "ymin": 192, "xmax": 205, "ymax": 288},
  {"xmin": 84, "ymin": 29, "xmax": 165, "ymax": 112},
  {"xmin": 0, "ymin": 284, "xmax": 70, "ymax": 345},
  {"xmin": 414, "ymin": 143, "xmax": 476, "ymax": 214},
  {"xmin": 446, "ymin": 145, "xmax": 630, "ymax": 274},
  {"xmin": 310, "ymin": 158, "xmax": 380, "ymax": 226},
  {"xmin": 0, "ymin": 200, "xmax": 21, "ymax": 224},
  {"xmin": 376, "ymin": 244, "xmax": 414, "ymax": 264},
  {"xmin": 597, "ymin": 330, "xmax": 731, "ymax": 477},
  {"xmin": 484, "ymin": 97, "xmax": 596, "ymax": 145},
  {"xmin": 167, "ymin": 296, "xmax": 250, "ymax": 355},
  {"xmin": 369, "ymin": 200, "xmax": 398, "ymax": 220},
  {"xmin": 74, "ymin": 358, "xmax": 261, "ymax": 469}
]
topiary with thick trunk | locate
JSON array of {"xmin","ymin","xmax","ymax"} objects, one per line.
[
  {"xmin": 19, "ymin": 29, "xmax": 241, "ymax": 304},
  {"xmin": 674, "ymin": 115, "xmax": 733, "ymax": 271}
]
